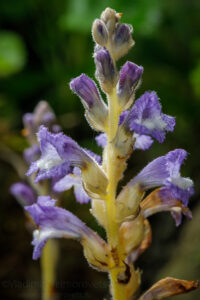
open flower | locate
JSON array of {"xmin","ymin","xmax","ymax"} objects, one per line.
[
  {"xmin": 130, "ymin": 149, "xmax": 194, "ymax": 206},
  {"xmin": 27, "ymin": 126, "xmax": 108, "ymax": 198},
  {"xmin": 117, "ymin": 149, "xmax": 194, "ymax": 220},
  {"xmin": 25, "ymin": 196, "xmax": 111, "ymax": 270},
  {"xmin": 123, "ymin": 91, "xmax": 175, "ymax": 143}
]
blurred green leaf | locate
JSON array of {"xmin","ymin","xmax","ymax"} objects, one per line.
[{"xmin": 0, "ymin": 31, "xmax": 27, "ymax": 77}]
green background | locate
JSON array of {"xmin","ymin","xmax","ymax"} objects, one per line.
[{"xmin": 0, "ymin": 0, "xmax": 200, "ymax": 299}]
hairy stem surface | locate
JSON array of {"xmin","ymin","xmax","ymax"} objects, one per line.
[
  {"xmin": 105, "ymin": 88, "xmax": 127, "ymax": 300},
  {"xmin": 41, "ymin": 238, "xmax": 58, "ymax": 300}
]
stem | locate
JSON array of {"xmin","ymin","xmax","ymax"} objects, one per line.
[
  {"xmin": 105, "ymin": 88, "xmax": 127, "ymax": 300},
  {"xmin": 41, "ymin": 239, "xmax": 58, "ymax": 300}
]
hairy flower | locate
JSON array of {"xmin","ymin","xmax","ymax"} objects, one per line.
[
  {"xmin": 25, "ymin": 196, "xmax": 111, "ymax": 270},
  {"xmin": 27, "ymin": 126, "xmax": 108, "ymax": 198},
  {"xmin": 70, "ymin": 74, "xmax": 108, "ymax": 131},
  {"xmin": 124, "ymin": 91, "xmax": 175, "ymax": 143}
]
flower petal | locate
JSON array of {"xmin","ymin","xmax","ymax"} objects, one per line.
[
  {"xmin": 121, "ymin": 149, "xmax": 194, "ymax": 208},
  {"xmin": 125, "ymin": 91, "xmax": 175, "ymax": 143},
  {"xmin": 141, "ymin": 188, "xmax": 192, "ymax": 226},
  {"xmin": 53, "ymin": 173, "xmax": 79, "ymax": 192},
  {"xmin": 74, "ymin": 184, "xmax": 90, "ymax": 204},
  {"xmin": 95, "ymin": 133, "xmax": 107, "ymax": 148},
  {"xmin": 10, "ymin": 182, "xmax": 36, "ymax": 206},
  {"xmin": 117, "ymin": 61, "xmax": 143, "ymax": 109},
  {"xmin": 133, "ymin": 134, "xmax": 153, "ymax": 151},
  {"xmin": 25, "ymin": 196, "xmax": 111, "ymax": 270}
]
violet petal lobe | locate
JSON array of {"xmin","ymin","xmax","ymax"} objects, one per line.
[
  {"xmin": 10, "ymin": 182, "xmax": 36, "ymax": 206},
  {"xmin": 70, "ymin": 74, "xmax": 101, "ymax": 109},
  {"xmin": 125, "ymin": 91, "xmax": 175, "ymax": 143},
  {"xmin": 53, "ymin": 167, "xmax": 90, "ymax": 204},
  {"xmin": 25, "ymin": 196, "xmax": 92, "ymax": 259},
  {"xmin": 128, "ymin": 149, "xmax": 194, "ymax": 206}
]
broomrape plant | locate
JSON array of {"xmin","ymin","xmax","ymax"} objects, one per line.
[{"xmin": 11, "ymin": 7, "xmax": 199, "ymax": 300}]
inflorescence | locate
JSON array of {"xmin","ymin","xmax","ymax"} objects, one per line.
[{"xmin": 11, "ymin": 8, "xmax": 198, "ymax": 300}]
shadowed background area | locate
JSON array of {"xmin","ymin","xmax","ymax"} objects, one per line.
[{"xmin": 0, "ymin": 0, "xmax": 200, "ymax": 299}]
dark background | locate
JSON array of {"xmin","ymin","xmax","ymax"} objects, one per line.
[{"xmin": 0, "ymin": 0, "xmax": 200, "ymax": 299}]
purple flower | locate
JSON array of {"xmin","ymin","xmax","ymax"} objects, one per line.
[
  {"xmin": 117, "ymin": 61, "xmax": 143, "ymax": 108},
  {"xmin": 54, "ymin": 167, "xmax": 90, "ymax": 204},
  {"xmin": 10, "ymin": 183, "xmax": 36, "ymax": 206},
  {"xmin": 70, "ymin": 74, "xmax": 101, "ymax": 109},
  {"xmin": 25, "ymin": 196, "xmax": 92, "ymax": 259},
  {"xmin": 27, "ymin": 126, "xmax": 108, "ymax": 198},
  {"xmin": 25, "ymin": 196, "xmax": 109, "ymax": 268},
  {"xmin": 27, "ymin": 126, "xmax": 86, "ymax": 181},
  {"xmin": 23, "ymin": 101, "xmax": 59, "ymax": 144},
  {"xmin": 112, "ymin": 23, "xmax": 135, "ymax": 60},
  {"xmin": 94, "ymin": 48, "xmax": 117, "ymax": 93},
  {"xmin": 70, "ymin": 74, "xmax": 108, "ymax": 131},
  {"xmin": 115, "ymin": 24, "xmax": 133, "ymax": 45},
  {"xmin": 125, "ymin": 91, "xmax": 175, "ymax": 143},
  {"xmin": 128, "ymin": 149, "xmax": 194, "ymax": 206},
  {"xmin": 95, "ymin": 112, "xmax": 153, "ymax": 151},
  {"xmin": 141, "ymin": 187, "xmax": 192, "ymax": 226}
]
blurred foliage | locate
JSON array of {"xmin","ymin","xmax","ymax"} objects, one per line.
[
  {"xmin": 0, "ymin": 0, "xmax": 200, "ymax": 299},
  {"xmin": 0, "ymin": 31, "xmax": 27, "ymax": 78}
]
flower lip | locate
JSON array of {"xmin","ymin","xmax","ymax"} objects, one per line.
[
  {"xmin": 126, "ymin": 149, "xmax": 194, "ymax": 206},
  {"xmin": 124, "ymin": 91, "xmax": 176, "ymax": 143}
]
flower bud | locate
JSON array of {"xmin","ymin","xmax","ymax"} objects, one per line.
[
  {"xmin": 112, "ymin": 24, "xmax": 135, "ymax": 60},
  {"xmin": 100, "ymin": 8, "xmax": 120, "ymax": 34},
  {"xmin": 119, "ymin": 214, "xmax": 144, "ymax": 257},
  {"xmin": 92, "ymin": 19, "xmax": 108, "ymax": 46},
  {"xmin": 94, "ymin": 48, "xmax": 117, "ymax": 94},
  {"xmin": 10, "ymin": 183, "xmax": 36, "ymax": 206},
  {"xmin": 117, "ymin": 61, "xmax": 143, "ymax": 109},
  {"xmin": 70, "ymin": 74, "xmax": 108, "ymax": 131}
]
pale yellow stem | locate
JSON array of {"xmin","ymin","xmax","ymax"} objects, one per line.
[
  {"xmin": 41, "ymin": 239, "xmax": 58, "ymax": 300},
  {"xmin": 105, "ymin": 88, "xmax": 128, "ymax": 300}
]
